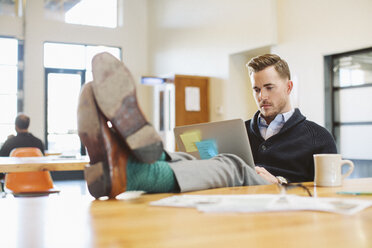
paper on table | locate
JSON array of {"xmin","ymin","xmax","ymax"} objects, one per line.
[
  {"xmin": 180, "ymin": 131, "xmax": 201, "ymax": 152},
  {"xmin": 195, "ymin": 139, "xmax": 218, "ymax": 159},
  {"xmin": 150, "ymin": 194, "xmax": 372, "ymax": 215},
  {"xmin": 185, "ymin": 86, "xmax": 201, "ymax": 111},
  {"xmin": 116, "ymin": 191, "xmax": 145, "ymax": 200}
]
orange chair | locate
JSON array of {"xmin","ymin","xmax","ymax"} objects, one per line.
[{"xmin": 5, "ymin": 147, "xmax": 59, "ymax": 196}]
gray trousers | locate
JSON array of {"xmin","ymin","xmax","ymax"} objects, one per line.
[{"xmin": 167, "ymin": 152, "xmax": 269, "ymax": 192}]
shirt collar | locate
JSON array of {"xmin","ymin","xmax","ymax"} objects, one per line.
[
  {"xmin": 282, "ymin": 109, "xmax": 295, "ymax": 122},
  {"xmin": 258, "ymin": 109, "xmax": 295, "ymax": 126}
]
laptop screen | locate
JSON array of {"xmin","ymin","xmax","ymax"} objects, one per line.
[{"xmin": 173, "ymin": 119, "xmax": 255, "ymax": 168}]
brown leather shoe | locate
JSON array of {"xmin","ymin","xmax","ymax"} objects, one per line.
[
  {"xmin": 91, "ymin": 52, "xmax": 163, "ymax": 164},
  {"xmin": 78, "ymin": 82, "xmax": 128, "ymax": 199}
]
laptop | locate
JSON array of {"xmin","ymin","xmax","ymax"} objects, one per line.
[{"xmin": 173, "ymin": 119, "xmax": 255, "ymax": 168}]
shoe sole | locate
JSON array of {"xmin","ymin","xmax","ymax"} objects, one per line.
[
  {"xmin": 78, "ymin": 82, "xmax": 127, "ymax": 199},
  {"xmin": 91, "ymin": 52, "xmax": 163, "ymax": 163}
]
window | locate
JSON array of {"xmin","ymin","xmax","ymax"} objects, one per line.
[
  {"xmin": 44, "ymin": 0, "xmax": 118, "ymax": 28},
  {"xmin": 325, "ymin": 48, "xmax": 372, "ymax": 178},
  {"xmin": 44, "ymin": 42, "xmax": 121, "ymax": 155},
  {"xmin": 0, "ymin": 37, "xmax": 22, "ymax": 144},
  {"xmin": 0, "ymin": 0, "xmax": 23, "ymax": 16}
]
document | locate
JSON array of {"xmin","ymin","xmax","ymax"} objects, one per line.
[
  {"xmin": 185, "ymin": 86, "xmax": 201, "ymax": 111},
  {"xmin": 180, "ymin": 131, "xmax": 201, "ymax": 152},
  {"xmin": 195, "ymin": 139, "xmax": 218, "ymax": 159},
  {"xmin": 150, "ymin": 194, "xmax": 372, "ymax": 215}
]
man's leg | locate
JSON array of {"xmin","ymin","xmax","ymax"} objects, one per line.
[
  {"xmin": 126, "ymin": 152, "xmax": 269, "ymax": 193},
  {"xmin": 78, "ymin": 83, "xmax": 178, "ymax": 197},
  {"xmin": 168, "ymin": 152, "xmax": 269, "ymax": 192},
  {"xmin": 126, "ymin": 152, "xmax": 178, "ymax": 193},
  {"xmin": 78, "ymin": 82, "xmax": 128, "ymax": 198},
  {"xmin": 91, "ymin": 52, "xmax": 163, "ymax": 164}
]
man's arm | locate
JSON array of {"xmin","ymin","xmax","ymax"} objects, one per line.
[
  {"xmin": 0, "ymin": 143, "xmax": 10, "ymax": 156},
  {"xmin": 0, "ymin": 136, "xmax": 16, "ymax": 156}
]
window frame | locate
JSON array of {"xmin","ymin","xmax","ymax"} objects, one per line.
[
  {"xmin": 324, "ymin": 46, "xmax": 372, "ymax": 161},
  {"xmin": 0, "ymin": 36, "xmax": 24, "ymax": 143},
  {"xmin": 43, "ymin": 41, "xmax": 122, "ymax": 155},
  {"xmin": 44, "ymin": 67, "xmax": 86, "ymax": 154}
]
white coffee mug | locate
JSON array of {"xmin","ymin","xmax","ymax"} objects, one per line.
[{"xmin": 313, "ymin": 154, "xmax": 354, "ymax": 187}]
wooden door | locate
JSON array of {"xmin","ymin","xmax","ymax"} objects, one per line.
[{"xmin": 175, "ymin": 75, "xmax": 209, "ymax": 126}]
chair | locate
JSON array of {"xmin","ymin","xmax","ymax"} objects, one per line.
[{"xmin": 5, "ymin": 147, "xmax": 59, "ymax": 196}]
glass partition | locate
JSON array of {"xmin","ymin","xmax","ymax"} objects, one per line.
[
  {"xmin": 326, "ymin": 47, "xmax": 372, "ymax": 176},
  {"xmin": 47, "ymin": 72, "xmax": 82, "ymax": 155},
  {"xmin": 336, "ymin": 125, "xmax": 372, "ymax": 160},
  {"xmin": 334, "ymin": 87, "xmax": 372, "ymax": 123},
  {"xmin": 44, "ymin": 43, "xmax": 86, "ymax": 69},
  {"xmin": 333, "ymin": 52, "xmax": 372, "ymax": 87}
]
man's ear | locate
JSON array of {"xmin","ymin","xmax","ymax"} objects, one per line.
[{"xmin": 287, "ymin": 80, "xmax": 293, "ymax": 94}]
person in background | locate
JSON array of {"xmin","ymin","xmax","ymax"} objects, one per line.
[{"xmin": 0, "ymin": 113, "xmax": 45, "ymax": 156}]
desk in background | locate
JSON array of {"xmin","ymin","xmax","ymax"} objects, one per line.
[
  {"xmin": 0, "ymin": 178, "xmax": 371, "ymax": 247},
  {"xmin": 0, "ymin": 156, "xmax": 88, "ymax": 173}
]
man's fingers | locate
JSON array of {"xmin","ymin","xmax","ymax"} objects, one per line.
[{"xmin": 255, "ymin": 166, "xmax": 267, "ymax": 174}]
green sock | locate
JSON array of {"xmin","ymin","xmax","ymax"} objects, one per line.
[
  {"xmin": 158, "ymin": 151, "xmax": 167, "ymax": 161},
  {"xmin": 126, "ymin": 152, "xmax": 178, "ymax": 193}
]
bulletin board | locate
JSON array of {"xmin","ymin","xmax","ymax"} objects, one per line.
[{"xmin": 174, "ymin": 75, "xmax": 209, "ymax": 127}]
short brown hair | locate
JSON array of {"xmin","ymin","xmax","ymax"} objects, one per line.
[{"xmin": 246, "ymin": 54, "xmax": 291, "ymax": 80}]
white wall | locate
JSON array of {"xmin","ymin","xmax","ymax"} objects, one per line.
[
  {"xmin": 147, "ymin": 0, "xmax": 372, "ymax": 126},
  {"xmin": 273, "ymin": 0, "xmax": 372, "ymax": 124},
  {"xmin": 0, "ymin": 0, "xmax": 149, "ymax": 141},
  {"xmin": 228, "ymin": 46, "xmax": 271, "ymax": 120},
  {"xmin": 147, "ymin": 0, "xmax": 277, "ymax": 121},
  {"xmin": 0, "ymin": 15, "xmax": 22, "ymax": 37}
]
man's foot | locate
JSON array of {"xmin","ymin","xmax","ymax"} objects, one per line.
[
  {"xmin": 78, "ymin": 82, "xmax": 128, "ymax": 199},
  {"xmin": 91, "ymin": 52, "xmax": 163, "ymax": 164}
]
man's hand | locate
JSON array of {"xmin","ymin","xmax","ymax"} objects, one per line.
[{"xmin": 255, "ymin": 166, "xmax": 279, "ymax": 184}]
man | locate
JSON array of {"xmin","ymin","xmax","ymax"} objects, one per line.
[
  {"xmin": 77, "ymin": 52, "xmax": 336, "ymax": 199},
  {"xmin": 245, "ymin": 54, "xmax": 337, "ymax": 183},
  {"xmin": 0, "ymin": 113, "xmax": 45, "ymax": 156}
]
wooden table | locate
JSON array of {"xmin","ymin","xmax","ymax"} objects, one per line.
[
  {"xmin": 0, "ymin": 156, "xmax": 89, "ymax": 172},
  {"xmin": 1, "ymin": 178, "xmax": 372, "ymax": 248}
]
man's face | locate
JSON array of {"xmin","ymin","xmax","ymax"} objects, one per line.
[{"xmin": 250, "ymin": 66, "xmax": 293, "ymax": 124}]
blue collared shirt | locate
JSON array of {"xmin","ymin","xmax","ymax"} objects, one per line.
[{"xmin": 258, "ymin": 109, "xmax": 295, "ymax": 140}]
